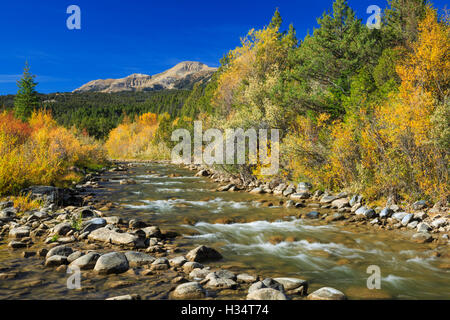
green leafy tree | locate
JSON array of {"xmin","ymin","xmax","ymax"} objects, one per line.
[{"xmin": 14, "ymin": 62, "xmax": 39, "ymax": 121}]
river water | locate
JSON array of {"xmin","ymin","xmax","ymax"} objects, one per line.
[{"xmin": 0, "ymin": 162, "xmax": 449, "ymax": 299}]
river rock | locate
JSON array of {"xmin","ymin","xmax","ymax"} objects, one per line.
[
  {"xmin": 169, "ymin": 256, "xmax": 187, "ymax": 267},
  {"xmin": 81, "ymin": 218, "xmax": 106, "ymax": 234},
  {"xmin": 70, "ymin": 252, "xmax": 100, "ymax": 270},
  {"xmin": 237, "ymin": 273, "xmax": 257, "ymax": 283},
  {"xmin": 141, "ymin": 226, "xmax": 162, "ymax": 238},
  {"xmin": 379, "ymin": 208, "xmax": 394, "ymax": 219},
  {"xmin": 331, "ymin": 198, "xmax": 349, "ymax": 209},
  {"xmin": 72, "ymin": 206, "xmax": 96, "ymax": 219},
  {"xmin": 392, "ymin": 212, "xmax": 408, "ymax": 221},
  {"xmin": 9, "ymin": 226, "xmax": 30, "ymax": 239},
  {"xmin": 8, "ymin": 240, "xmax": 27, "ymax": 249},
  {"xmin": 412, "ymin": 232, "xmax": 433, "ymax": 243},
  {"xmin": 172, "ymin": 282, "xmax": 206, "ymax": 299},
  {"xmin": 401, "ymin": 214, "xmax": 414, "ymax": 226},
  {"xmin": 129, "ymin": 219, "xmax": 147, "ymax": 229},
  {"xmin": 307, "ymin": 287, "xmax": 347, "ymax": 300},
  {"xmin": 45, "ymin": 255, "xmax": 69, "ymax": 267},
  {"xmin": 249, "ymin": 278, "xmax": 284, "ymax": 293},
  {"xmin": 407, "ymin": 221, "xmax": 419, "ymax": 229},
  {"xmin": 189, "ymin": 268, "xmax": 211, "ymax": 280},
  {"xmin": 183, "ymin": 262, "xmax": 204, "ymax": 272},
  {"xmin": 247, "ymin": 288, "xmax": 287, "ymax": 300},
  {"xmin": 412, "ymin": 200, "xmax": 428, "ymax": 210},
  {"xmin": 67, "ymin": 251, "xmax": 83, "ymax": 263},
  {"xmin": 274, "ymin": 277, "xmax": 308, "ymax": 293},
  {"xmin": 151, "ymin": 257, "xmax": 169, "ymax": 270},
  {"xmin": 88, "ymin": 227, "xmax": 141, "ymax": 248},
  {"xmin": 205, "ymin": 276, "xmax": 237, "ymax": 289},
  {"xmin": 124, "ymin": 251, "xmax": 155, "ymax": 267},
  {"xmin": 52, "ymin": 222, "xmax": 72, "ymax": 236},
  {"xmin": 46, "ymin": 245, "xmax": 73, "ymax": 259},
  {"xmin": 431, "ymin": 218, "xmax": 447, "ymax": 229},
  {"xmin": 103, "ymin": 216, "xmax": 122, "ymax": 225},
  {"xmin": 417, "ymin": 222, "xmax": 432, "ymax": 233},
  {"xmin": 0, "ymin": 208, "xmax": 16, "ymax": 221},
  {"xmin": 94, "ymin": 252, "xmax": 129, "ymax": 274},
  {"xmin": 282, "ymin": 185, "xmax": 296, "ymax": 197},
  {"xmin": 186, "ymin": 245, "xmax": 222, "ymax": 262},
  {"xmin": 355, "ymin": 206, "xmax": 377, "ymax": 219},
  {"xmin": 290, "ymin": 192, "xmax": 310, "ymax": 200},
  {"xmin": 320, "ymin": 194, "xmax": 338, "ymax": 204},
  {"xmin": 414, "ymin": 211, "xmax": 428, "ymax": 221}
]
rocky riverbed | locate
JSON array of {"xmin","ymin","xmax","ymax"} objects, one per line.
[{"xmin": 0, "ymin": 161, "xmax": 448, "ymax": 300}]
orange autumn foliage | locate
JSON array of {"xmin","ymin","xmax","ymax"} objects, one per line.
[{"xmin": 0, "ymin": 110, "xmax": 106, "ymax": 195}]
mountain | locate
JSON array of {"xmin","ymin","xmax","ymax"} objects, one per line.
[{"xmin": 73, "ymin": 61, "xmax": 217, "ymax": 93}]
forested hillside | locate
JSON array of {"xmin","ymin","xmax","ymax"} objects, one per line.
[{"xmin": 0, "ymin": 90, "xmax": 190, "ymax": 139}]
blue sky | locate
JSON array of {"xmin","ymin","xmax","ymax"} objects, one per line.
[{"xmin": 0, "ymin": 0, "xmax": 447, "ymax": 94}]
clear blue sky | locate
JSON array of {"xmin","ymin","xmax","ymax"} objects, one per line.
[{"xmin": 0, "ymin": 0, "xmax": 447, "ymax": 94}]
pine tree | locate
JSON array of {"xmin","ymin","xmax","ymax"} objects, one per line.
[
  {"xmin": 269, "ymin": 8, "xmax": 282, "ymax": 29},
  {"xmin": 382, "ymin": 0, "xmax": 427, "ymax": 48},
  {"xmin": 283, "ymin": 0, "xmax": 382, "ymax": 116},
  {"xmin": 14, "ymin": 61, "xmax": 39, "ymax": 121}
]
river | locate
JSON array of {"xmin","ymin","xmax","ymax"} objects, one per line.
[{"xmin": 0, "ymin": 162, "xmax": 449, "ymax": 299}]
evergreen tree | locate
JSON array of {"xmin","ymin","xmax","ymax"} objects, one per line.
[
  {"xmin": 283, "ymin": 0, "xmax": 382, "ymax": 116},
  {"xmin": 269, "ymin": 8, "xmax": 282, "ymax": 29},
  {"xmin": 382, "ymin": 0, "xmax": 427, "ymax": 49},
  {"xmin": 14, "ymin": 62, "xmax": 39, "ymax": 121}
]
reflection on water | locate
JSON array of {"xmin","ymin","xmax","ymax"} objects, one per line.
[{"xmin": 0, "ymin": 162, "xmax": 449, "ymax": 299}]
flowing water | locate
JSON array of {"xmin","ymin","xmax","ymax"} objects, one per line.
[{"xmin": 0, "ymin": 162, "xmax": 449, "ymax": 299}]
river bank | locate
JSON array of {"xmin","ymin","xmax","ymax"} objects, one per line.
[{"xmin": 0, "ymin": 161, "xmax": 449, "ymax": 300}]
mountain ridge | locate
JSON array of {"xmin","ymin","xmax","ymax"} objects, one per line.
[{"xmin": 73, "ymin": 61, "xmax": 217, "ymax": 93}]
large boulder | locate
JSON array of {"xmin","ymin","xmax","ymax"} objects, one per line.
[
  {"xmin": 94, "ymin": 252, "xmax": 129, "ymax": 275},
  {"xmin": 186, "ymin": 246, "xmax": 222, "ymax": 262},
  {"xmin": 172, "ymin": 282, "xmax": 206, "ymax": 299},
  {"xmin": 307, "ymin": 287, "xmax": 347, "ymax": 300}
]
